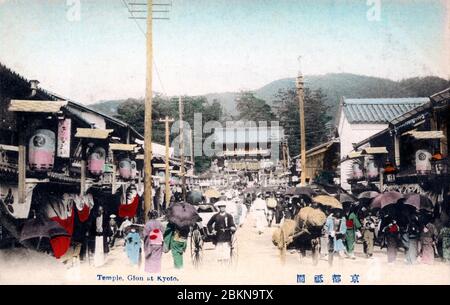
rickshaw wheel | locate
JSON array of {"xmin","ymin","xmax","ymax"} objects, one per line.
[{"xmin": 190, "ymin": 227, "xmax": 203, "ymax": 268}]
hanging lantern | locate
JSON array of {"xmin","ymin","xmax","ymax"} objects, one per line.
[
  {"xmin": 415, "ymin": 149, "xmax": 432, "ymax": 175},
  {"xmin": 118, "ymin": 158, "xmax": 132, "ymax": 179},
  {"xmin": 366, "ymin": 159, "xmax": 379, "ymax": 180},
  {"xmin": 87, "ymin": 147, "xmax": 106, "ymax": 176},
  {"xmin": 28, "ymin": 129, "xmax": 55, "ymax": 172},
  {"xmin": 383, "ymin": 160, "xmax": 397, "ymax": 183},
  {"xmin": 432, "ymin": 152, "xmax": 448, "ymax": 175},
  {"xmin": 351, "ymin": 162, "xmax": 364, "ymax": 180}
]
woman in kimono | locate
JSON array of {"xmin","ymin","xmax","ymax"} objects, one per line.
[
  {"xmin": 439, "ymin": 219, "xmax": 450, "ymax": 263},
  {"xmin": 143, "ymin": 210, "xmax": 164, "ymax": 273},
  {"xmin": 324, "ymin": 209, "xmax": 347, "ymax": 266},
  {"xmin": 163, "ymin": 223, "xmax": 190, "ymax": 269},
  {"xmin": 420, "ymin": 222, "xmax": 437, "ymax": 264},
  {"xmin": 124, "ymin": 227, "xmax": 141, "ymax": 266},
  {"xmin": 344, "ymin": 204, "xmax": 362, "ymax": 259},
  {"xmin": 382, "ymin": 218, "xmax": 400, "ymax": 264},
  {"xmin": 405, "ymin": 215, "xmax": 420, "ymax": 265}
]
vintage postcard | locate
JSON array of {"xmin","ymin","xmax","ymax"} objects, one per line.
[{"xmin": 0, "ymin": 0, "xmax": 449, "ymax": 289}]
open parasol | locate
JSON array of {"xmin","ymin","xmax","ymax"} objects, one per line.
[
  {"xmin": 403, "ymin": 193, "xmax": 434, "ymax": 212},
  {"xmin": 339, "ymin": 193, "xmax": 356, "ymax": 204},
  {"xmin": 285, "ymin": 187, "xmax": 316, "ymax": 197},
  {"xmin": 371, "ymin": 191, "xmax": 403, "ymax": 209},
  {"xmin": 358, "ymin": 191, "xmax": 380, "ymax": 203},
  {"xmin": 204, "ymin": 188, "xmax": 220, "ymax": 198},
  {"xmin": 20, "ymin": 218, "xmax": 69, "ymax": 242},
  {"xmin": 313, "ymin": 195, "xmax": 342, "ymax": 209},
  {"xmin": 166, "ymin": 202, "xmax": 202, "ymax": 228}
]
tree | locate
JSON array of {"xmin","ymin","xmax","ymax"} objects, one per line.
[
  {"xmin": 236, "ymin": 91, "xmax": 275, "ymax": 122},
  {"xmin": 273, "ymin": 87, "xmax": 332, "ymax": 157}
]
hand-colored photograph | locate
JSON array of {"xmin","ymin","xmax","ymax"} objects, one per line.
[{"xmin": 0, "ymin": 0, "xmax": 449, "ymax": 286}]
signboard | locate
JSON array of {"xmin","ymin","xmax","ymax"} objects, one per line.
[{"xmin": 57, "ymin": 119, "xmax": 71, "ymax": 158}]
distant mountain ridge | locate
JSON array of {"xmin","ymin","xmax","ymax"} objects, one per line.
[{"xmin": 91, "ymin": 73, "xmax": 450, "ymax": 118}]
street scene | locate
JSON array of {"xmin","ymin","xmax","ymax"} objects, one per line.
[{"xmin": 1, "ymin": 1, "xmax": 450, "ymax": 285}]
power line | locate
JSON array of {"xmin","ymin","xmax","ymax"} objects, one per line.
[{"xmin": 120, "ymin": 0, "xmax": 169, "ymax": 97}]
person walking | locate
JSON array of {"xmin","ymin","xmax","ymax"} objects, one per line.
[
  {"xmin": 344, "ymin": 205, "xmax": 361, "ymax": 259},
  {"xmin": 420, "ymin": 221, "xmax": 437, "ymax": 264},
  {"xmin": 265, "ymin": 193, "xmax": 277, "ymax": 227},
  {"xmin": 252, "ymin": 193, "xmax": 267, "ymax": 234},
  {"xmin": 124, "ymin": 227, "xmax": 141, "ymax": 266},
  {"xmin": 324, "ymin": 210, "xmax": 347, "ymax": 266},
  {"xmin": 163, "ymin": 223, "xmax": 190, "ymax": 269},
  {"xmin": 208, "ymin": 202, "xmax": 236, "ymax": 263},
  {"xmin": 90, "ymin": 206, "xmax": 112, "ymax": 267},
  {"xmin": 382, "ymin": 218, "xmax": 400, "ymax": 264},
  {"xmin": 405, "ymin": 215, "xmax": 420, "ymax": 265},
  {"xmin": 362, "ymin": 211, "xmax": 376, "ymax": 259},
  {"xmin": 143, "ymin": 210, "xmax": 164, "ymax": 273},
  {"xmin": 439, "ymin": 219, "xmax": 450, "ymax": 263}
]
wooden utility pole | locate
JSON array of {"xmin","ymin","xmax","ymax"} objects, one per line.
[
  {"xmin": 296, "ymin": 56, "xmax": 306, "ymax": 186},
  {"xmin": 143, "ymin": 0, "xmax": 153, "ymax": 221},
  {"xmin": 159, "ymin": 116, "xmax": 174, "ymax": 206},
  {"xmin": 179, "ymin": 96, "xmax": 186, "ymax": 201}
]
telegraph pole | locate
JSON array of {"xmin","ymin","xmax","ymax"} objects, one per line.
[
  {"xmin": 179, "ymin": 96, "xmax": 186, "ymax": 201},
  {"xmin": 123, "ymin": 0, "xmax": 171, "ymax": 221},
  {"xmin": 159, "ymin": 116, "xmax": 174, "ymax": 206},
  {"xmin": 296, "ymin": 56, "xmax": 306, "ymax": 186},
  {"xmin": 143, "ymin": 0, "xmax": 153, "ymax": 220}
]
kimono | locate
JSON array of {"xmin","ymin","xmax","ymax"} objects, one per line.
[
  {"xmin": 143, "ymin": 219, "xmax": 164, "ymax": 273},
  {"xmin": 324, "ymin": 215, "xmax": 347, "ymax": 252},
  {"xmin": 125, "ymin": 231, "xmax": 141, "ymax": 265},
  {"xmin": 163, "ymin": 223, "xmax": 188, "ymax": 269},
  {"xmin": 439, "ymin": 226, "xmax": 450, "ymax": 261},
  {"xmin": 345, "ymin": 212, "xmax": 361, "ymax": 255},
  {"xmin": 420, "ymin": 223, "xmax": 437, "ymax": 264}
]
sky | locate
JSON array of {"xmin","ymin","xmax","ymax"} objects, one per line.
[{"xmin": 0, "ymin": 0, "xmax": 449, "ymax": 104}]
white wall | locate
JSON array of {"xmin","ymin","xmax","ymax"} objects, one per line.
[{"xmin": 338, "ymin": 114, "xmax": 387, "ymax": 190}]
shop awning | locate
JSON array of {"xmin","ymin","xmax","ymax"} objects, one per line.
[
  {"xmin": 347, "ymin": 151, "xmax": 364, "ymax": 159},
  {"xmin": 362, "ymin": 147, "xmax": 388, "ymax": 154},
  {"xmin": 75, "ymin": 128, "xmax": 113, "ymax": 139},
  {"xmin": 404, "ymin": 130, "xmax": 445, "ymax": 139},
  {"xmin": 9, "ymin": 100, "xmax": 67, "ymax": 113},
  {"xmin": 109, "ymin": 143, "xmax": 137, "ymax": 151}
]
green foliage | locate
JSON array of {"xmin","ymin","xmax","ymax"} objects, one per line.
[
  {"xmin": 114, "ymin": 95, "xmax": 224, "ymax": 173},
  {"xmin": 236, "ymin": 91, "xmax": 276, "ymax": 122},
  {"xmin": 273, "ymin": 87, "xmax": 332, "ymax": 157}
]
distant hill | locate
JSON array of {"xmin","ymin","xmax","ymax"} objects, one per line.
[{"xmin": 91, "ymin": 73, "xmax": 450, "ymax": 119}]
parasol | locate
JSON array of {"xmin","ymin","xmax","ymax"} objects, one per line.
[
  {"xmin": 20, "ymin": 218, "xmax": 69, "ymax": 242},
  {"xmin": 204, "ymin": 188, "xmax": 220, "ymax": 198},
  {"xmin": 339, "ymin": 193, "xmax": 356, "ymax": 204},
  {"xmin": 166, "ymin": 202, "xmax": 202, "ymax": 228},
  {"xmin": 186, "ymin": 191, "xmax": 204, "ymax": 205},
  {"xmin": 358, "ymin": 191, "xmax": 380, "ymax": 200},
  {"xmin": 403, "ymin": 193, "xmax": 434, "ymax": 212},
  {"xmin": 285, "ymin": 187, "xmax": 316, "ymax": 197},
  {"xmin": 371, "ymin": 192, "xmax": 403, "ymax": 209},
  {"xmin": 313, "ymin": 195, "xmax": 342, "ymax": 209}
]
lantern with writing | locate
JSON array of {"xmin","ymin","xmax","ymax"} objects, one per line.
[
  {"xmin": 28, "ymin": 129, "xmax": 55, "ymax": 172},
  {"xmin": 383, "ymin": 160, "xmax": 397, "ymax": 183},
  {"xmin": 88, "ymin": 147, "xmax": 106, "ymax": 176},
  {"xmin": 415, "ymin": 149, "xmax": 432, "ymax": 175},
  {"xmin": 118, "ymin": 158, "xmax": 132, "ymax": 179}
]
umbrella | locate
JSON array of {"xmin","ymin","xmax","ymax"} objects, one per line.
[
  {"xmin": 285, "ymin": 187, "xmax": 316, "ymax": 197},
  {"xmin": 371, "ymin": 192, "xmax": 403, "ymax": 209},
  {"xmin": 339, "ymin": 193, "xmax": 355, "ymax": 204},
  {"xmin": 166, "ymin": 202, "xmax": 201, "ymax": 228},
  {"xmin": 403, "ymin": 194, "xmax": 434, "ymax": 212},
  {"xmin": 358, "ymin": 191, "xmax": 380, "ymax": 200},
  {"xmin": 204, "ymin": 188, "xmax": 220, "ymax": 198},
  {"xmin": 186, "ymin": 191, "xmax": 203, "ymax": 205},
  {"xmin": 313, "ymin": 195, "xmax": 342, "ymax": 209},
  {"xmin": 20, "ymin": 218, "xmax": 69, "ymax": 242}
]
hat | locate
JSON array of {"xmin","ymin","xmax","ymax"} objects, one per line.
[
  {"xmin": 110, "ymin": 214, "xmax": 116, "ymax": 219},
  {"xmin": 215, "ymin": 201, "xmax": 227, "ymax": 207}
]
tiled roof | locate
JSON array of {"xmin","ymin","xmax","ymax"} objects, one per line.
[{"xmin": 343, "ymin": 97, "xmax": 429, "ymax": 124}]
